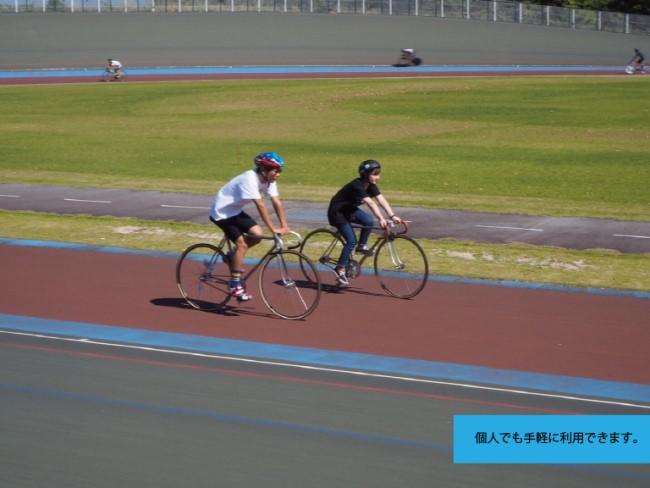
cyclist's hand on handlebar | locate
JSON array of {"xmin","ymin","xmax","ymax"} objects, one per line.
[
  {"xmin": 378, "ymin": 218, "xmax": 388, "ymax": 229},
  {"xmin": 391, "ymin": 215, "xmax": 403, "ymax": 224},
  {"xmin": 272, "ymin": 225, "xmax": 291, "ymax": 236}
]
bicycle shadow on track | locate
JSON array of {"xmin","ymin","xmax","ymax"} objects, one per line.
[
  {"xmin": 318, "ymin": 283, "xmax": 387, "ymax": 299},
  {"xmin": 150, "ymin": 298, "xmax": 280, "ymax": 320}
]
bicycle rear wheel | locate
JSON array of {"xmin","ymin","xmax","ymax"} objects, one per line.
[
  {"xmin": 374, "ymin": 235, "xmax": 428, "ymax": 299},
  {"xmin": 299, "ymin": 228, "xmax": 345, "ymax": 287},
  {"xmin": 176, "ymin": 243, "xmax": 231, "ymax": 311},
  {"xmin": 259, "ymin": 250, "xmax": 321, "ymax": 320}
]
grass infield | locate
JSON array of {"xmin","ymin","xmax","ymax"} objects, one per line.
[{"xmin": 1, "ymin": 76, "xmax": 649, "ymax": 219}]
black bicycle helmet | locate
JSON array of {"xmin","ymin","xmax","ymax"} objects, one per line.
[{"xmin": 358, "ymin": 159, "xmax": 381, "ymax": 178}]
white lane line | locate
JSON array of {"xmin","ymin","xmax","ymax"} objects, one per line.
[
  {"xmin": 2, "ymin": 329, "xmax": 649, "ymax": 411},
  {"xmin": 613, "ymin": 234, "xmax": 650, "ymax": 240},
  {"xmin": 476, "ymin": 225, "xmax": 544, "ymax": 232},
  {"xmin": 160, "ymin": 204, "xmax": 210, "ymax": 210},
  {"xmin": 0, "ymin": 194, "xmax": 21, "ymax": 198},
  {"xmin": 64, "ymin": 198, "xmax": 112, "ymax": 204}
]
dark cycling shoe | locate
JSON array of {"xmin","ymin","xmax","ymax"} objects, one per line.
[
  {"xmin": 354, "ymin": 245, "xmax": 374, "ymax": 257},
  {"xmin": 334, "ymin": 268, "xmax": 350, "ymax": 287}
]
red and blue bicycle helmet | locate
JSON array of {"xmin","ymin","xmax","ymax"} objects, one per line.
[
  {"xmin": 254, "ymin": 152, "xmax": 285, "ymax": 171},
  {"xmin": 358, "ymin": 159, "xmax": 381, "ymax": 178}
]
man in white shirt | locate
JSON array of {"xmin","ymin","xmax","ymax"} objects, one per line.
[
  {"xmin": 209, "ymin": 152, "xmax": 289, "ymax": 301},
  {"xmin": 106, "ymin": 58, "xmax": 123, "ymax": 80}
]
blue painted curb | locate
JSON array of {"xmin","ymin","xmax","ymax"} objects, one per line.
[{"xmin": 0, "ymin": 64, "xmax": 623, "ymax": 79}]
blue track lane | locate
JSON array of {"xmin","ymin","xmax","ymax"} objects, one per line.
[
  {"xmin": 0, "ymin": 64, "xmax": 623, "ymax": 79},
  {"xmin": 1, "ymin": 312, "xmax": 649, "ymax": 404}
]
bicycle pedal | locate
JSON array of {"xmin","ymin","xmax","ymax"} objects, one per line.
[{"xmin": 346, "ymin": 260, "xmax": 360, "ymax": 279}]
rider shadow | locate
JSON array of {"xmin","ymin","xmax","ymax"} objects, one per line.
[
  {"xmin": 318, "ymin": 283, "xmax": 386, "ymax": 299},
  {"xmin": 150, "ymin": 298, "xmax": 279, "ymax": 320}
]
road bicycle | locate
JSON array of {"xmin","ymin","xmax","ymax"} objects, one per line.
[
  {"xmin": 177, "ymin": 232, "xmax": 321, "ymax": 320},
  {"xmin": 101, "ymin": 70, "xmax": 127, "ymax": 82},
  {"xmin": 624, "ymin": 64, "xmax": 649, "ymax": 74},
  {"xmin": 299, "ymin": 221, "xmax": 428, "ymax": 299}
]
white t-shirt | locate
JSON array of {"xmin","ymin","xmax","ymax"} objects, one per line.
[
  {"xmin": 109, "ymin": 60, "xmax": 122, "ymax": 69},
  {"xmin": 210, "ymin": 169, "xmax": 279, "ymax": 220}
]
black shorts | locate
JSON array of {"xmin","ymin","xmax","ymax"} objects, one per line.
[{"xmin": 210, "ymin": 212, "xmax": 257, "ymax": 242}]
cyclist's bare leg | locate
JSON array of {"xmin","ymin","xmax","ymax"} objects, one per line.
[
  {"xmin": 231, "ymin": 235, "xmax": 249, "ymax": 273},
  {"xmin": 230, "ymin": 225, "xmax": 262, "ymax": 271}
]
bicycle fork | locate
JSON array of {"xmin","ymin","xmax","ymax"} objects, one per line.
[
  {"xmin": 385, "ymin": 239, "xmax": 406, "ymax": 271},
  {"xmin": 276, "ymin": 253, "xmax": 310, "ymax": 310},
  {"xmin": 277, "ymin": 254, "xmax": 296, "ymax": 288}
]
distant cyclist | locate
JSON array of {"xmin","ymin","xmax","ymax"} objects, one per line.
[
  {"xmin": 105, "ymin": 58, "xmax": 123, "ymax": 80},
  {"xmin": 631, "ymin": 48, "xmax": 645, "ymax": 71},
  {"xmin": 394, "ymin": 48, "xmax": 422, "ymax": 67}
]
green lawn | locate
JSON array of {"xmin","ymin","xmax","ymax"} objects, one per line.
[{"xmin": 1, "ymin": 76, "xmax": 649, "ymax": 219}]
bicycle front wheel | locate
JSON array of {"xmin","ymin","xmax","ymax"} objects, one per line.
[
  {"xmin": 176, "ymin": 243, "xmax": 231, "ymax": 311},
  {"xmin": 299, "ymin": 228, "xmax": 345, "ymax": 287},
  {"xmin": 374, "ymin": 235, "xmax": 428, "ymax": 299},
  {"xmin": 259, "ymin": 250, "xmax": 321, "ymax": 320}
]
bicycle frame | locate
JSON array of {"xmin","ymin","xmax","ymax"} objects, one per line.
[
  {"xmin": 318, "ymin": 222, "xmax": 409, "ymax": 274},
  {"xmin": 102, "ymin": 69, "xmax": 125, "ymax": 82},
  {"xmin": 217, "ymin": 232, "xmax": 296, "ymax": 285}
]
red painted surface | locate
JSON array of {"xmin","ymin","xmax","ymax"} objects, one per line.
[{"xmin": 1, "ymin": 244, "xmax": 648, "ymax": 385}]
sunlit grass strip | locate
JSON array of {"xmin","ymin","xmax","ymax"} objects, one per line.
[{"xmin": 1, "ymin": 210, "xmax": 648, "ymax": 292}]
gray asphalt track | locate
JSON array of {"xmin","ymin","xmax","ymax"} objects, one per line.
[
  {"xmin": 2, "ymin": 183, "xmax": 649, "ymax": 253},
  {"xmin": 0, "ymin": 12, "xmax": 643, "ymax": 69},
  {"xmin": 2, "ymin": 333, "xmax": 649, "ymax": 488}
]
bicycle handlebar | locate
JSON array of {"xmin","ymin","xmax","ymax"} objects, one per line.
[
  {"xmin": 349, "ymin": 220, "xmax": 411, "ymax": 236},
  {"xmin": 391, "ymin": 220, "xmax": 410, "ymax": 236},
  {"xmin": 275, "ymin": 231, "xmax": 303, "ymax": 250}
]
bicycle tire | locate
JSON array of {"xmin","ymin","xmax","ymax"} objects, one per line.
[
  {"xmin": 259, "ymin": 250, "xmax": 321, "ymax": 320},
  {"xmin": 374, "ymin": 235, "xmax": 428, "ymax": 299},
  {"xmin": 299, "ymin": 228, "xmax": 346, "ymax": 287},
  {"xmin": 176, "ymin": 243, "xmax": 231, "ymax": 311}
]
